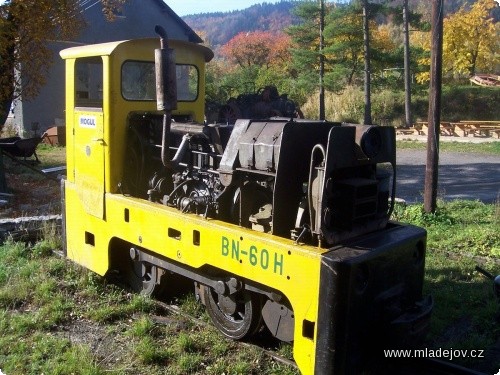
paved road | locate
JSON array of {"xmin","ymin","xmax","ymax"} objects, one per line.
[{"xmin": 396, "ymin": 150, "xmax": 500, "ymax": 203}]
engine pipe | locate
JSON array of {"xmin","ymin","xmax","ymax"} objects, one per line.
[
  {"xmin": 155, "ymin": 25, "xmax": 177, "ymax": 168},
  {"xmin": 308, "ymin": 143, "xmax": 326, "ymax": 246}
]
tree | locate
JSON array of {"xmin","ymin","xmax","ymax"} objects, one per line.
[
  {"xmin": 443, "ymin": 0, "xmax": 499, "ymax": 78},
  {"xmin": 326, "ymin": 2, "xmax": 397, "ymax": 91},
  {"xmin": 0, "ymin": 0, "xmax": 126, "ymax": 126},
  {"xmin": 216, "ymin": 31, "xmax": 295, "ymax": 102},
  {"xmin": 287, "ymin": 1, "xmax": 327, "ymax": 99},
  {"xmin": 220, "ymin": 31, "xmax": 291, "ymax": 69},
  {"xmin": 289, "ymin": 2, "xmax": 398, "ymax": 94},
  {"xmin": 361, "ymin": 0, "xmax": 373, "ymax": 124},
  {"xmin": 101, "ymin": 0, "xmax": 127, "ymax": 20},
  {"xmin": 402, "ymin": 0, "xmax": 412, "ymax": 128},
  {"xmin": 372, "ymin": 0, "xmax": 424, "ymax": 126},
  {"xmin": 411, "ymin": 28, "xmax": 431, "ymax": 84},
  {"xmin": 424, "ymin": 0, "xmax": 444, "ymax": 214}
]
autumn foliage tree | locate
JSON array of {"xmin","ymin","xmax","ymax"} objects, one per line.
[
  {"xmin": 212, "ymin": 30, "xmax": 295, "ymax": 102},
  {"xmin": 413, "ymin": 0, "xmax": 499, "ymax": 83},
  {"xmin": 443, "ymin": 0, "xmax": 499, "ymax": 78},
  {"xmin": 0, "ymin": 0, "xmax": 126, "ymax": 125},
  {"xmin": 220, "ymin": 31, "xmax": 291, "ymax": 69}
]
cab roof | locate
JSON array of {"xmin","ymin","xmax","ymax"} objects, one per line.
[{"xmin": 60, "ymin": 38, "xmax": 214, "ymax": 62}]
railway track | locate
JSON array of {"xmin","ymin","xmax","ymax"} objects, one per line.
[
  {"xmin": 152, "ymin": 299, "xmax": 489, "ymax": 375},
  {"xmin": 152, "ymin": 299, "xmax": 299, "ymax": 371},
  {"xmin": 51, "ymin": 249, "xmax": 495, "ymax": 375}
]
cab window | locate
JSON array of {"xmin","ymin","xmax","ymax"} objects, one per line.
[
  {"xmin": 75, "ymin": 57, "xmax": 103, "ymax": 108},
  {"xmin": 121, "ymin": 61, "xmax": 198, "ymax": 102}
]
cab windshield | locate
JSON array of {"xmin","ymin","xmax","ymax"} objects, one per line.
[{"xmin": 121, "ymin": 61, "xmax": 199, "ymax": 102}]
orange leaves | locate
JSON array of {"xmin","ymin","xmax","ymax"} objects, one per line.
[
  {"xmin": 372, "ymin": 24, "xmax": 397, "ymax": 54},
  {"xmin": 220, "ymin": 31, "xmax": 291, "ymax": 69},
  {"xmin": 0, "ymin": 0, "xmax": 86, "ymax": 99}
]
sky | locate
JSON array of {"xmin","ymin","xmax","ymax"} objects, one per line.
[{"xmin": 164, "ymin": 0, "xmax": 285, "ymax": 16}]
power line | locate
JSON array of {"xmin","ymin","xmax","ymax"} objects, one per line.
[{"xmin": 77, "ymin": 0, "xmax": 101, "ymax": 13}]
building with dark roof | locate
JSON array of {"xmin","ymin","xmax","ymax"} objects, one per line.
[{"xmin": 11, "ymin": 0, "xmax": 200, "ymax": 136}]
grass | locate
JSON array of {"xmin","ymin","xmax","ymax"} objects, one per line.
[
  {"xmin": 35, "ymin": 143, "xmax": 66, "ymax": 167},
  {"xmin": 0, "ymin": 236, "xmax": 299, "ymax": 375},
  {"xmin": 1, "ymin": 143, "xmax": 65, "ymax": 187},
  {"xmin": 1, "ymin": 200, "xmax": 499, "ymax": 374},
  {"xmin": 301, "ymin": 85, "xmax": 500, "ymax": 126},
  {"xmin": 422, "ymin": 250, "xmax": 499, "ymax": 371},
  {"xmin": 393, "ymin": 199, "xmax": 500, "ymax": 258},
  {"xmin": 392, "ymin": 199, "xmax": 500, "ymax": 372},
  {"xmin": 396, "ymin": 139, "xmax": 500, "ymax": 155}
]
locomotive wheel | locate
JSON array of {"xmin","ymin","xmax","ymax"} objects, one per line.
[
  {"xmin": 203, "ymin": 286, "xmax": 263, "ymax": 340},
  {"xmin": 128, "ymin": 259, "xmax": 166, "ymax": 297}
]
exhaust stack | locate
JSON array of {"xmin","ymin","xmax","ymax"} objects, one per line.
[{"xmin": 155, "ymin": 25, "xmax": 177, "ymax": 168}]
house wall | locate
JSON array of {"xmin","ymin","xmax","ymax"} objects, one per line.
[
  {"xmin": 13, "ymin": 0, "xmax": 198, "ymax": 136},
  {"xmin": 12, "ymin": 42, "xmax": 74, "ymax": 137},
  {"xmin": 77, "ymin": 0, "xmax": 194, "ymax": 44}
]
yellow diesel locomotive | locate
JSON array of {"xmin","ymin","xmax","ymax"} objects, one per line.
[{"xmin": 60, "ymin": 28, "xmax": 432, "ymax": 374}]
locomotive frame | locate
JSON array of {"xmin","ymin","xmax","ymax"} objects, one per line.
[{"xmin": 60, "ymin": 34, "xmax": 432, "ymax": 374}]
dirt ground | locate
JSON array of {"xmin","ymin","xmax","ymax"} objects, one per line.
[{"xmin": 0, "ymin": 157, "xmax": 61, "ymax": 219}]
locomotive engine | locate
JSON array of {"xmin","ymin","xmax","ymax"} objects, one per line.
[
  {"xmin": 60, "ymin": 29, "xmax": 432, "ymax": 375},
  {"xmin": 124, "ymin": 117, "xmax": 395, "ymax": 249}
]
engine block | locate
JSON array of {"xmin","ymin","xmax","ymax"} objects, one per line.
[{"xmin": 124, "ymin": 117, "xmax": 396, "ymax": 247}]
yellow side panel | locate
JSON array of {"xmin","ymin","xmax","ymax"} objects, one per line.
[
  {"xmin": 73, "ymin": 109, "xmax": 105, "ymax": 218},
  {"xmin": 64, "ymin": 59, "xmax": 76, "ymax": 183},
  {"xmin": 64, "ymin": 186, "xmax": 322, "ymax": 373},
  {"xmin": 64, "ymin": 182, "xmax": 109, "ymax": 275},
  {"xmin": 104, "ymin": 194, "xmax": 321, "ymax": 372}
]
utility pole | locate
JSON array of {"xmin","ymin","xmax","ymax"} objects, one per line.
[
  {"xmin": 424, "ymin": 0, "xmax": 443, "ymax": 213},
  {"xmin": 403, "ymin": 0, "xmax": 412, "ymax": 128},
  {"xmin": 362, "ymin": 0, "xmax": 372, "ymax": 125},
  {"xmin": 319, "ymin": 0, "xmax": 325, "ymax": 120}
]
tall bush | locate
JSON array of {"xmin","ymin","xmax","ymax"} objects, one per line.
[{"xmin": 301, "ymin": 86, "xmax": 500, "ymax": 124}]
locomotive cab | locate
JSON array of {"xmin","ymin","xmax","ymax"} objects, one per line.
[
  {"xmin": 61, "ymin": 35, "xmax": 432, "ymax": 374},
  {"xmin": 60, "ymin": 37, "xmax": 213, "ymax": 217}
]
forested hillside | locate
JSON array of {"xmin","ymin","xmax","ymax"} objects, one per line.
[
  {"xmin": 182, "ymin": 1, "xmax": 300, "ymax": 48},
  {"xmin": 182, "ymin": 0, "xmax": 490, "ymax": 49}
]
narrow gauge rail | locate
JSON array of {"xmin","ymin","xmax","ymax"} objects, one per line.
[
  {"xmin": 153, "ymin": 299, "xmax": 299, "ymax": 370},
  {"xmin": 54, "ymin": 249, "xmax": 486, "ymax": 374},
  {"xmin": 149, "ymin": 298, "xmax": 488, "ymax": 375}
]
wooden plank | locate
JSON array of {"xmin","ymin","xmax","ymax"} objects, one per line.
[
  {"xmin": 412, "ymin": 121, "xmax": 500, "ymax": 137},
  {"xmin": 41, "ymin": 166, "xmax": 67, "ymax": 174},
  {"xmin": 460, "ymin": 120, "xmax": 500, "ymax": 124},
  {"xmin": 439, "ymin": 122, "xmax": 455, "ymax": 136}
]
